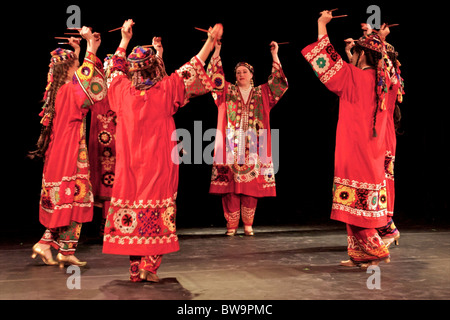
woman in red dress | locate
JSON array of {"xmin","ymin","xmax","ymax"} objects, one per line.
[
  {"xmin": 30, "ymin": 28, "xmax": 106, "ymax": 267},
  {"xmin": 102, "ymin": 20, "xmax": 222, "ymax": 282},
  {"xmin": 207, "ymin": 41, "xmax": 288, "ymax": 236},
  {"xmin": 301, "ymin": 11, "xmax": 404, "ymax": 268},
  {"xmin": 344, "ymin": 30, "xmax": 403, "ymax": 248}
]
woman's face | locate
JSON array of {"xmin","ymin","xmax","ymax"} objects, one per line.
[{"xmin": 235, "ymin": 66, "xmax": 253, "ymax": 88}]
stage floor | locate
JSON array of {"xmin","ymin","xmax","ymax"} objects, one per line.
[{"xmin": 1, "ymin": 224, "xmax": 449, "ymax": 300}]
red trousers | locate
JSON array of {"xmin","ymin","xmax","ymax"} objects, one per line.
[
  {"xmin": 222, "ymin": 193, "xmax": 258, "ymax": 230},
  {"xmin": 38, "ymin": 221, "xmax": 82, "ymax": 256},
  {"xmin": 129, "ymin": 255, "xmax": 162, "ymax": 282},
  {"xmin": 346, "ymin": 224, "xmax": 390, "ymax": 263}
]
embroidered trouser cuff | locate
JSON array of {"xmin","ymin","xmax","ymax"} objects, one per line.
[
  {"xmin": 129, "ymin": 255, "xmax": 163, "ymax": 282},
  {"xmin": 222, "ymin": 193, "xmax": 258, "ymax": 229},
  {"xmin": 346, "ymin": 224, "xmax": 390, "ymax": 263},
  {"xmin": 38, "ymin": 221, "xmax": 82, "ymax": 256}
]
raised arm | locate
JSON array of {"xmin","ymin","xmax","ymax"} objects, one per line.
[
  {"xmin": 80, "ymin": 26, "xmax": 101, "ymax": 56},
  {"xmin": 344, "ymin": 38, "xmax": 355, "ymax": 62},
  {"xmin": 197, "ymin": 24, "xmax": 223, "ymax": 64},
  {"xmin": 265, "ymin": 41, "xmax": 288, "ymax": 109},
  {"xmin": 318, "ymin": 10, "xmax": 333, "ymax": 38},
  {"xmin": 270, "ymin": 41, "xmax": 281, "ymax": 65},
  {"xmin": 153, "ymin": 36, "xmax": 163, "ymax": 59},
  {"xmin": 68, "ymin": 37, "xmax": 81, "ymax": 60},
  {"xmin": 72, "ymin": 27, "xmax": 106, "ymax": 108},
  {"xmin": 118, "ymin": 19, "xmax": 135, "ymax": 52},
  {"xmin": 301, "ymin": 11, "xmax": 352, "ymax": 96}
]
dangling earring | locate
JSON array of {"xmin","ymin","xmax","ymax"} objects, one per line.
[{"xmin": 250, "ymin": 79, "xmax": 254, "ymax": 87}]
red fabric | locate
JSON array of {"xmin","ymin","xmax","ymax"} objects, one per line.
[
  {"xmin": 103, "ymin": 51, "xmax": 214, "ymax": 256},
  {"xmin": 38, "ymin": 221, "xmax": 82, "ymax": 255},
  {"xmin": 302, "ymin": 35, "xmax": 400, "ymax": 229},
  {"xmin": 88, "ymin": 96, "xmax": 116, "ymax": 207},
  {"xmin": 39, "ymin": 52, "xmax": 105, "ymax": 229},
  {"xmin": 385, "ymin": 99, "xmax": 397, "ymax": 217},
  {"xmin": 129, "ymin": 255, "xmax": 162, "ymax": 282},
  {"xmin": 346, "ymin": 224, "xmax": 390, "ymax": 263}
]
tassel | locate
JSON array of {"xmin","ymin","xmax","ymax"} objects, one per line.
[
  {"xmin": 40, "ymin": 114, "xmax": 50, "ymax": 127},
  {"xmin": 372, "ymin": 127, "xmax": 378, "ymax": 138}
]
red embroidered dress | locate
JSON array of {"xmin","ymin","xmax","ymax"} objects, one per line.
[
  {"xmin": 89, "ymin": 96, "xmax": 116, "ymax": 205},
  {"xmin": 301, "ymin": 35, "xmax": 401, "ymax": 229},
  {"xmin": 385, "ymin": 110, "xmax": 396, "ymax": 217},
  {"xmin": 39, "ymin": 52, "xmax": 106, "ymax": 228},
  {"xmin": 102, "ymin": 48, "xmax": 214, "ymax": 256},
  {"xmin": 207, "ymin": 56, "xmax": 288, "ymax": 198}
]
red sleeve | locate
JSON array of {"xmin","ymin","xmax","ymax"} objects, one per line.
[
  {"xmin": 301, "ymin": 35, "xmax": 355, "ymax": 98},
  {"xmin": 206, "ymin": 56, "xmax": 230, "ymax": 108},
  {"xmin": 106, "ymin": 47, "xmax": 131, "ymax": 113},
  {"xmin": 71, "ymin": 51, "xmax": 106, "ymax": 109},
  {"xmin": 174, "ymin": 56, "xmax": 214, "ymax": 108},
  {"xmin": 261, "ymin": 62, "xmax": 289, "ymax": 110}
]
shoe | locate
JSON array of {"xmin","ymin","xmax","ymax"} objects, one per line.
[
  {"xmin": 244, "ymin": 228, "xmax": 254, "ymax": 236},
  {"xmin": 56, "ymin": 253, "xmax": 87, "ymax": 269},
  {"xmin": 340, "ymin": 259, "xmax": 358, "ymax": 267},
  {"xmin": 382, "ymin": 232, "xmax": 400, "ymax": 248},
  {"xmin": 31, "ymin": 244, "xmax": 58, "ymax": 266},
  {"xmin": 393, "ymin": 233, "xmax": 400, "ymax": 246},
  {"xmin": 359, "ymin": 258, "xmax": 390, "ymax": 270},
  {"xmin": 139, "ymin": 269, "xmax": 160, "ymax": 283},
  {"xmin": 225, "ymin": 229, "xmax": 237, "ymax": 236}
]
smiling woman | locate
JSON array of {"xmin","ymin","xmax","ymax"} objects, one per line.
[{"xmin": 206, "ymin": 39, "xmax": 288, "ymax": 236}]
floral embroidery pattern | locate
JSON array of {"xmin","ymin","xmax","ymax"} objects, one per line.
[
  {"xmin": 137, "ymin": 208, "xmax": 161, "ymax": 237},
  {"xmin": 332, "ymin": 177, "xmax": 388, "ymax": 218},
  {"xmin": 385, "ymin": 151, "xmax": 395, "ymax": 180},
  {"xmin": 113, "ymin": 208, "xmax": 137, "ymax": 234},
  {"xmin": 302, "ymin": 35, "xmax": 344, "ymax": 84},
  {"xmin": 312, "ymin": 54, "xmax": 330, "ymax": 74}
]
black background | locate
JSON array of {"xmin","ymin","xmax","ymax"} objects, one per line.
[{"xmin": 4, "ymin": 1, "xmax": 448, "ymax": 240}]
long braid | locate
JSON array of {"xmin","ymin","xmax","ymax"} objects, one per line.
[
  {"xmin": 366, "ymin": 49, "xmax": 383, "ymax": 138},
  {"xmin": 354, "ymin": 45, "xmax": 383, "ymax": 138},
  {"xmin": 372, "ymin": 93, "xmax": 379, "ymax": 137},
  {"xmin": 28, "ymin": 61, "xmax": 73, "ymax": 159}
]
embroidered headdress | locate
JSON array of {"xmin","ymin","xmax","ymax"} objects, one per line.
[
  {"xmin": 356, "ymin": 31, "xmax": 405, "ymax": 137},
  {"xmin": 234, "ymin": 62, "xmax": 255, "ymax": 87},
  {"xmin": 127, "ymin": 46, "xmax": 166, "ymax": 90},
  {"xmin": 127, "ymin": 46, "xmax": 155, "ymax": 72},
  {"xmin": 234, "ymin": 62, "xmax": 254, "ymax": 74},
  {"xmin": 50, "ymin": 48, "xmax": 77, "ymax": 66},
  {"xmin": 356, "ymin": 33, "xmax": 404, "ymax": 111}
]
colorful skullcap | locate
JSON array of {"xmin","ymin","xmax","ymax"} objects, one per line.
[
  {"xmin": 127, "ymin": 46, "xmax": 156, "ymax": 72},
  {"xmin": 50, "ymin": 48, "xmax": 76, "ymax": 66},
  {"xmin": 234, "ymin": 62, "xmax": 254, "ymax": 74},
  {"xmin": 356, "ymin": 33, "xmax": 386, "ymax": 53}
]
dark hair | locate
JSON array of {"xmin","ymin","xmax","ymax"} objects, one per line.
[
  {"xmin": 353, "ymin": 44, "xmax": 402, "ymax": 136},
  {"xmin": 128, "ymin": 57, "xmax": 166, "ymax": 90},
  {"xmin": 28, "ymin": 59, "xmax": 76, "ymax": 160}
]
